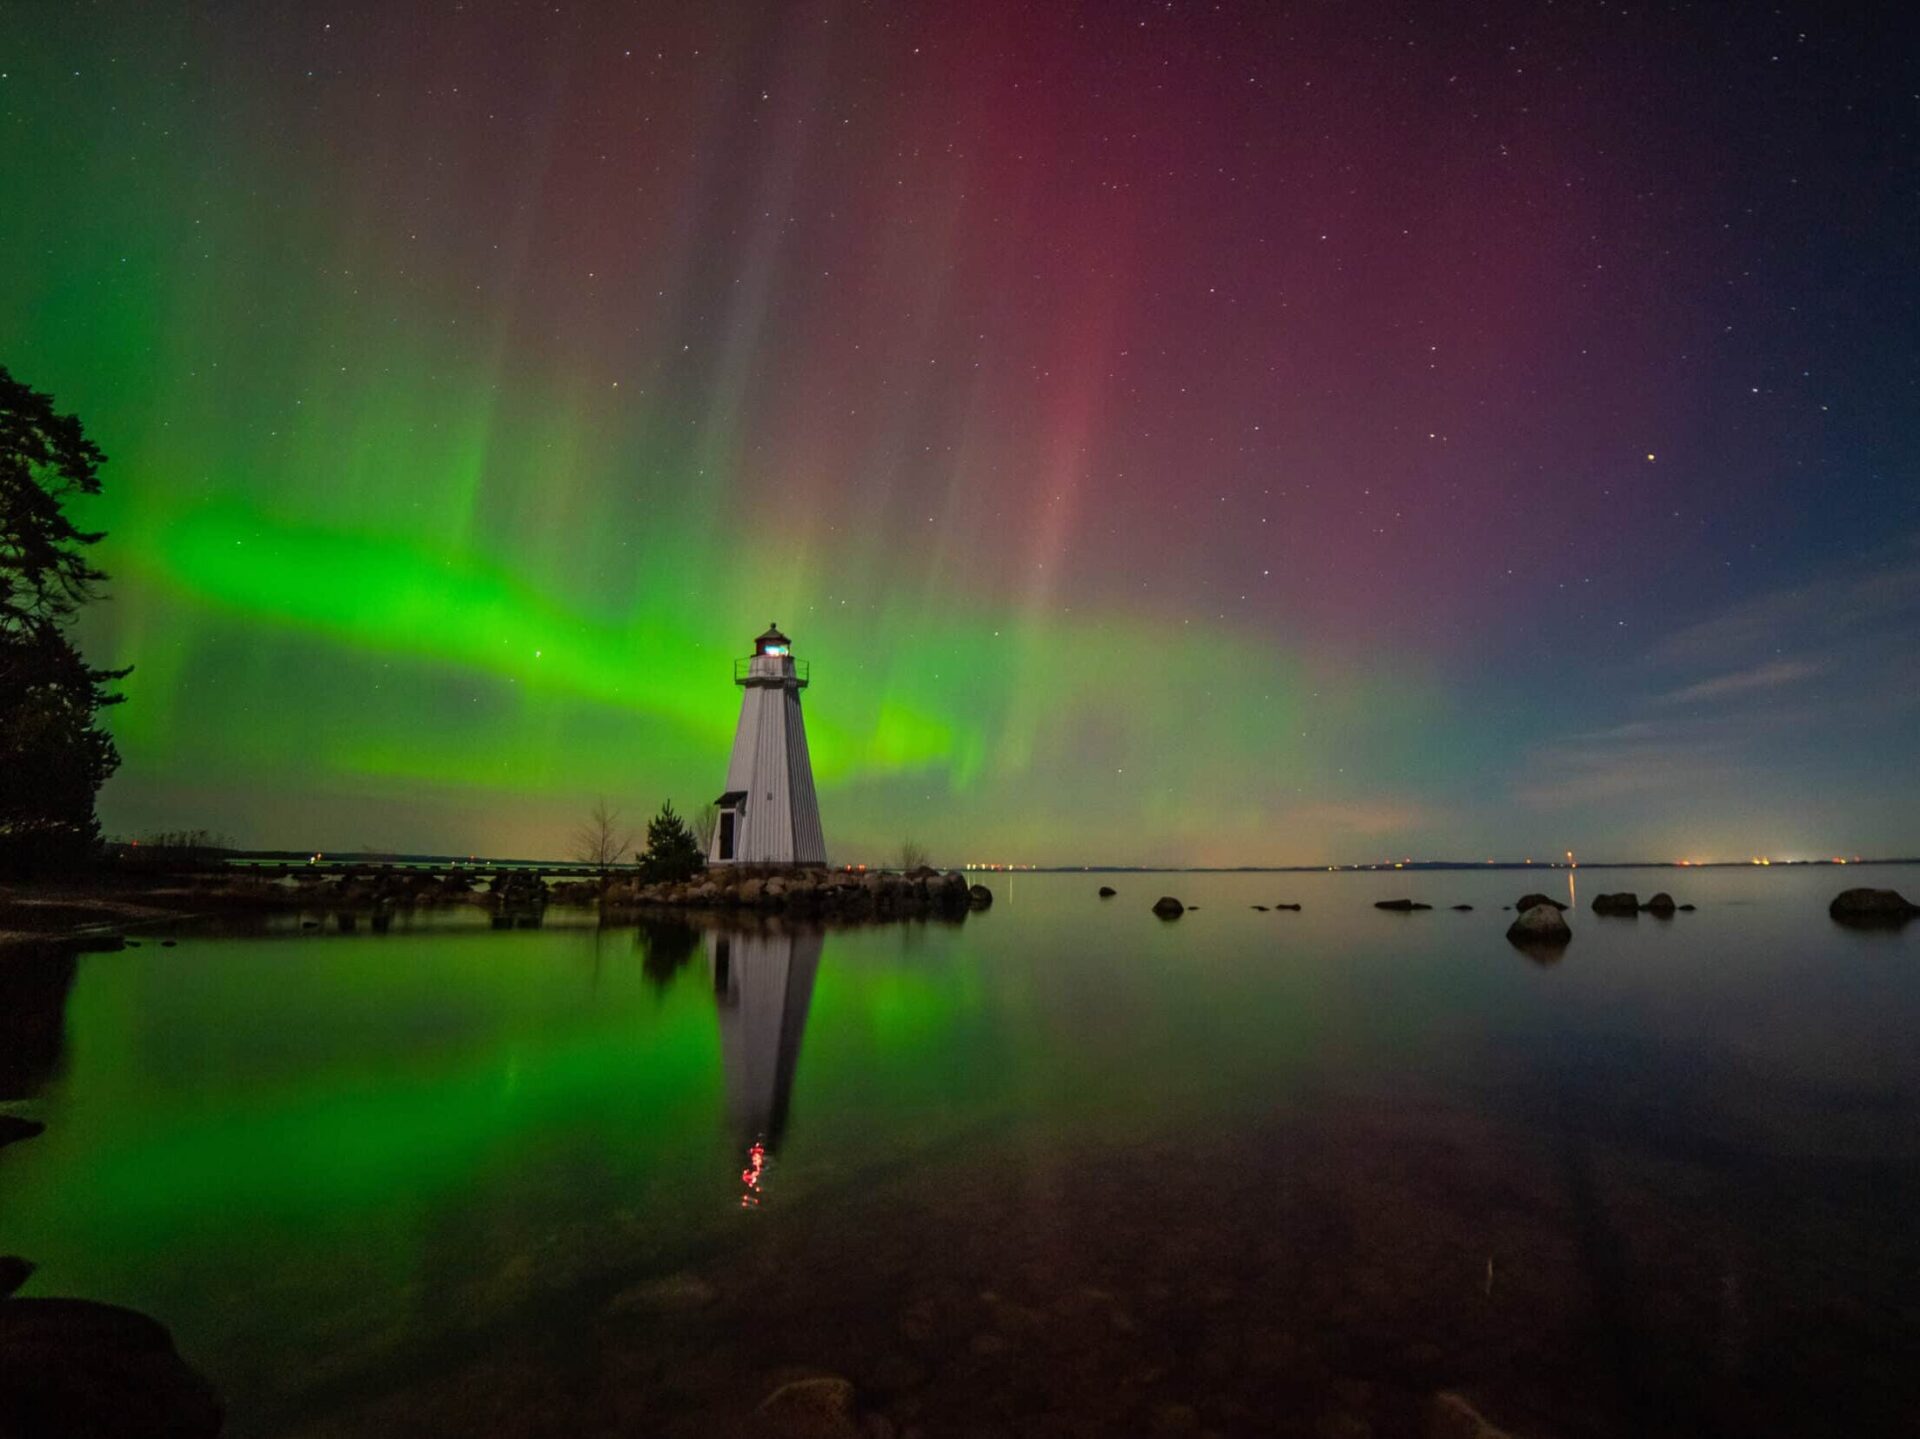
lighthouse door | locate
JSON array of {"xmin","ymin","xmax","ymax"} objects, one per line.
[{"xmin": 718, "ymin": 810, "xmax": 736, "ymax": 861}]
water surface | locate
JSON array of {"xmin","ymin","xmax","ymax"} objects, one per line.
[{"xmin": 2, "ymin": 867, "xmax": 1916, "ymax": 1437}]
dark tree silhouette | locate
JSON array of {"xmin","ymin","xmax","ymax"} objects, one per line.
[
  {"xmin": 637, "ymin": 801, "xmax": 705, "ymax": 884},
  {"xmin": 637, "ymin": 916, "xmax": 702, "ymax": 993},
  {"xmin": 570, "ymin": 796, "xmax": 633, "ymax": 872},
  {"xmin": 1, "ymin": 367, "xmax": 128, "ymax": 874}
]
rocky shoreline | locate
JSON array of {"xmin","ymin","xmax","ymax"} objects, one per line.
[
  {"xmin": 6, "ymin": 872, "xmax": 1916, "ymax": 956},
  {"xmin": 605, "ymin": 866, "xmax": 990, "ymax": 921},
  {"xmin": 0, "ymin": 866, "xmax": 995, "ymax": 952}
]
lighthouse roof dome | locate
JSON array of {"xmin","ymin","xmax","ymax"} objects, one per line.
[{"xmin": 754, "ymin": 622, "xmax": 792, "ymax": 654}]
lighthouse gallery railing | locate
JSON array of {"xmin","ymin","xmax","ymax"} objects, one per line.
[{"xmin": 734, "ymin": 657, "xmax": 810, "ymax": 686}]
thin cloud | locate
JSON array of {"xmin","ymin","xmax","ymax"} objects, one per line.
[
  {"xmin": 1651, "ymin": 557, "xmax": 1920, "ymax": 670},
  {"xmin": 1650, "ymin": 659, "xmax": 1822, "ymax": 707}
]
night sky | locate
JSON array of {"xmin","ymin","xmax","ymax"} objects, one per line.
[{"xmin": 3, "ymin": 1, "xmax": 1915, "ymax": 864}]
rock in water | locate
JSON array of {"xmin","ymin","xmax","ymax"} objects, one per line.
[
  {"xmin": 756, "ymin": 1375, "xmax": 858, "ymax": 1435},
  {"xmin": 1251, "ymin": 904, "xmax": 1269, "ymax": 911},
  {"xmin": 0, "ymin": 1298, "xmax": 224, "ymax": 1437},
  {"xmin": 1274, "ymin": 902, "xmax": 1302, "ymax": 910},
  {"xmin": 1428, "ymin": 1390, "xmax": 1517, "ymax": 1439},
  {"xmin": 603, "ymin": 1270, "xmax": 716, "ymax": 1315},
  {"xmin": 1592, "ymin": 892, "xmax": 1640, "ymax": 916},
  {"xmin": 1643, "ymin": 891, "xmax": 1677, "ymax": 916},
  {"xmin": 1507, "ymin": 904, "xmax": 1572, "ymax": 946},
  {"xmin": 1829, "ymin": 887, "xmax": 1920, "ymax": 925},
  {"xmin": 967, "ymin": 884, "xmax": 994, "ymax": 910},
  {"xmin": 1152, "ymin": 896, "xmax": 1185, "ymax": 919},
  {"xmin": 1451, "ymin": 904, "xmax": 1474, "ymax": 911},
  {"xmin": 1097, "ymin": 886, "xmax": 1117, "ymax": 898},
  {"xmin": 0, "ymin": 1116, "xmax": 45, "ymax": 1151},
  {"xmin": 1514, "ymin": 893, "xmax": 1566, "ymax": 912},
  {"xmin": 1374, "ymin": 898, "xmax": 1432, "ymax": 911}
]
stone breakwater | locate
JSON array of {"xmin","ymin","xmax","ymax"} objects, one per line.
[{"xmin": 604, "ymin": 866, "xmax": 982, "ymax": 920}]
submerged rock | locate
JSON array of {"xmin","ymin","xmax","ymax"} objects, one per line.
[
  {"xmin": 1452, "ymin": 904, "xmax": 1474, "ymax": 911},
  {"xmin": 604, "ymin": 1270, "xmax": 716, "ymax": 1315},
  {"xmin": 1274, "ymin": 902, "xmax": 1302, "ymax": 910},
  {"xmin": 1098, "ymin": 886, "xmax": 1117, "ymax": 898},
  {"xmin": 756, "ymin": 1374, "xmax": 858, "ymax": 1435},
  {"xmin": 0, "ymin": 1256, "xmax": 33, "ymax": 1298},
  {"xmin": 1643, "ymin": 892, "xmax": 1677, "ymax": 917},
  {"xmin": 1251, "ymin": 904, "xmax": 1269, "ymax": 911},
  {"xmin": 1514, "ymin": 893, "xmax": 1566, "ymax": 912},
  {"xmin": 0, "ymin": 1298, "xmax": 223, "ymax": 1438},
  {"xmin": 1428, "ymin": 1390, "xmax": 1517, "ymax": 1439},
  {"xmin": 1592, "ymin": 892, "xmax": 1640, "ymax": 916},
  {"xmin": 1829, "ymin": 887, "xmax": 1920, "ymax": 926},
  {"xmin": 1152, "ymin": 896, "xmax": 1185, "ymax": 919},
  {"xmin": 1507, "ymin": 904, "xmax": 1572, "ymax": 947},
  {"xmin": 1375, "ymin": 898, "xmax": 1432, "ymax": 912}
]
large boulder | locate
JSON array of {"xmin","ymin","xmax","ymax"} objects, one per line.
[
  {"xmin": 1643, "ymin": 892, "xmax": 1677, "ymax": 917},
  {"xmin": 1829, "ymin": 888, "xmax": 1920, "ymax": 926},
  {"xmin": 1592, "ymin": 892, "xmax": 1640, "ymax": 916},
  {"xmin": 1151, "ymin": 896, "xmax": 1184, "ymax": 919},
  {"xmin": 1374, "ymin": 898, "xmax": 1432, "ymax": 912},
  {"xmin": 967, "ymin": 884, "xmax": 994, "ymax": 910},
  {"xmin": 1507, "ymin": 903, "xmax": 1572, "ymax": 947},
  {"xmin": 0, "ymin": 1298, "xmax": 224, "ymax": 1437},
  {"xmin": 1515, "ymin": 893, "xmax": 1566, "ymax": 912}
]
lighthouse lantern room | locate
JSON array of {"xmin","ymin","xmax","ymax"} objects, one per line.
[{"xmin": 709, "ymin": 624, "xmax": 827, "ymax": 868}]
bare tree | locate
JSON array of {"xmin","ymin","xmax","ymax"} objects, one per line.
[
  {"xmin": 692, "ymin": 802, "xmax": 719, "ymax": 855},
  {"xmin": 897, "ymin": 838, "xmax": 931, "ymax": 872},
  {"xmin": 572, "ymin": 797, "xmax": 634, "ymax": 871}
]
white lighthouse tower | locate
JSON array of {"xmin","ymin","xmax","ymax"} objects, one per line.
[{"xmin": 708, "ymin": 623, "xmax": 827, "ymax": 868}]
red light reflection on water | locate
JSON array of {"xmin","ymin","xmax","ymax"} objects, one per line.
[{"xmin": 740, "ymin": 1141, "xmax": 767, "ymax": 1208}]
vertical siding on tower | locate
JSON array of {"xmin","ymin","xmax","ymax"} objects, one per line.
[
  {"xmin": 713, "ymin": 680, "xmax": 827, "ymax": 866},
  {"xmin": 783, "ymin": 688, "xmax": 827, "ymax": 864}
]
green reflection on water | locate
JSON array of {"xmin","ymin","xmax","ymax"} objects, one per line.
[{"xmin": 2, "ymin": 869, "xmax": 1916, "ymax": 1434}]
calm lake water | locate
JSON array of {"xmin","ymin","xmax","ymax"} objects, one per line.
[{"xmin": 3, "ymin": 868, "xmax": 1917, "ymax": 1438}]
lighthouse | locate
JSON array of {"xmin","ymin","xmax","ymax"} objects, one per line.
[{"xmin": 708, "ymin": 623, "xmax": 827, "ymax": 868}]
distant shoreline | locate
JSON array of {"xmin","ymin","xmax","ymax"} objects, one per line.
[
  {"xmin": 208, "ymin": 853, "xmax": 1919, "ymax": 874},
  {"xmin": 970, "ymin": 858, "xmax": 1920, "ymax": 874}
]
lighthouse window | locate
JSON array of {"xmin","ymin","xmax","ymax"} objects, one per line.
[{"xmin": 764, "ymin": 644, "xmax": 789, "ymax": 656}]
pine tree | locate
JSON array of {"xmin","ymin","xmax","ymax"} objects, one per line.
[
  {"xmin": 637, "ymin": 801, "xmax": 705, "ymax": 884},
  {"xmin": 1, "ymin": 367, "xmax": 129, "ymax": 874}
]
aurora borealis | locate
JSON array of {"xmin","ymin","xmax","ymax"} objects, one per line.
[{"xmin": 2, "ymin": 1, "xmax": 1914, "ymax": 863}]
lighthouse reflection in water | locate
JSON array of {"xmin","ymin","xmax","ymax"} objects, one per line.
[{"xmin": 705, "ymin": 926, "xmax": 823, "ymax": 1208}]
